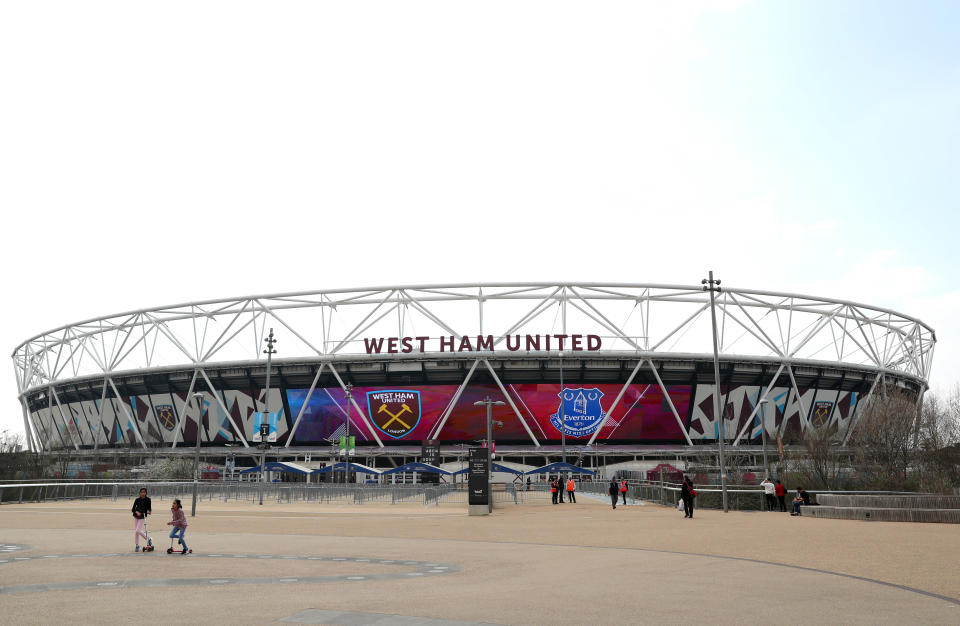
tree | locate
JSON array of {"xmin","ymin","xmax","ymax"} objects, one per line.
[
  {"xmin": 915, "ymin": 385, "xmax": 960, "ymax": 492},
  {"xmin": 797, "ymin": 422, "xmax": 848, "ymax": 490},
  {"xmin": 150, "ymin": 457, "xmax": 194, "ymax": 480},
  {"xmin": 848, "ymin": 391, "xmax": 918, "ymax": 490},
  {"xmin": 0, "ymin": 431, "xmax": 41, "ymax": 481},
  {"xmin": 0, "ymin": 431, "xmax": 24, "ymax": 453}
]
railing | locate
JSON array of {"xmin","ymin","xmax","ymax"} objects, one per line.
[
  {"xmin": 635, "ymin": 481, "xmax": 925, "ymax": 512},
  {"xmin": 1, "ymin": 480, "xmax": 919, "ymax": 511},
  {"xmin": 0, "ymin": 481, "xmax": 550, "ymax": 507}
]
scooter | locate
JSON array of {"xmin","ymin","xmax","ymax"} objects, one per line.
[
  {"xmin": 167, "ymin": 535, "xmax": 192, "ymax": 554},
  {"xmin": 140, "ymin": 520, "xmax": 155, "ymax": 552}
]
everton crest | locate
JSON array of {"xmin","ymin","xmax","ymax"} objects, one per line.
[
  {"xmin": 367, "ymin": 390, "xmax": 421, "ymax": 439},
  {"xmin": 551, "ymin": 387, "xmax": 606, "ymax": 438},
  {"xmin": 156, "ymin": 404, "xmax": 176, "ymax": 431}
]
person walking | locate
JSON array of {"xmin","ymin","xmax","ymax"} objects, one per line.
[
  {"xmin": 680, "ymin": 476, "xmax": 696, "ymax": 518},
  {"xmin": 608, "ymin": 477, "xmax": 619, "ymax": 509},
  {"xmin": 550, "ymin": 477, "xmax": 558, "ymax": 504},
  {"xmin": 761, "ymin": 478, "xmax": 776, "ymax": 511},
  {"xmin": 775, "ymin": 479, "xmax": 787, "ymax": 512},
  {"xmin": 619, "ymin": 478, "xmax": 628, "ymax": 505},
  {"xmin": 566, "ymin": 477, "xmax": 576, "ymax": 503},
  {"xmin": 131, "ymin": 487, "xmax": 152, "ymax": 552}
]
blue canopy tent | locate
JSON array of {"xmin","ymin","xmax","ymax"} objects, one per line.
[
  {"xmin": 380, "ymin": 462, "xmax": 452, "ymax": 475},
  {"xmin": 238, "ymin": 461, "xmax": 312, "ymax": 475},
  {"xmin": 524, "ymin": 462, "xmax": 596, "ymax": 475},
  {"xmin": 453, "ymin": 462, "xmax": 524, "ymax": 475},
  {"xmin": 311, "ymin": 461, "xmax": 381, "ymax": 475}
]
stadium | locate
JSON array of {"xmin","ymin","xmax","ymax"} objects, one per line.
[{"xmin": 11, "ymin": 282, "xmax": 936, "ymax": 468}]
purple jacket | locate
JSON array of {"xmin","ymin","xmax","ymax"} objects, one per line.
[{"xmin": 171, "ymin": 508, "xmax": 188, "ymax": 530}]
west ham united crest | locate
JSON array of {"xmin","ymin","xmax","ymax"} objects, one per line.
[
  {"xmin": 812, "ymin": 401, "xmax": 833, "ymax": 426},
  {"xmin": 550, "ymin": 387, "xmax": 606, "ymax": 438},
  {"xmin": 367, "ymin": 390, "xmax": 422, "ymax": 439},
  {"xmin": 155, "ymin": 404, "xmax": 176, "ymax": 431}
]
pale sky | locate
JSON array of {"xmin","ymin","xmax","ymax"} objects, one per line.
[{"xmin": 2, "ymin": 1, "xmax": 958, "ymax": 439}]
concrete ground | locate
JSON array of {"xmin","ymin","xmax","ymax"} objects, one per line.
[{"xmin": 1, "ymin": 494, "xmax": 958, "ymax": 625}]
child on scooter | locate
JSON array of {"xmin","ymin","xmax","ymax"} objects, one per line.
[
  {"xmin": 167, "ymin": 499, "xmax": 189, "ymax": 554},
  {"xmin": 132, "ymin": 487, "xmax": 152, "ymax": 552}
]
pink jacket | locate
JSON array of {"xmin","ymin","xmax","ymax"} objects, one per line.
[{"xmin": 171, "ymin": 508, "xmax": 188, "ymax": 530}]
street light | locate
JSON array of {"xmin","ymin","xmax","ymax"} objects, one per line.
[
  {"xmin": 259, "ymin": 328, "xmax": 277, "ymax": 506},
  {"xmin": 702, "ymin": 271, "xmax": 730, "ymax": 513},
  {"xmin": 474, "ymin": 397, "xmax": 505, "ymax": 513},
  {"xmin": 343, "ymin": 384, "xmax": 353, "ymax": 485},
  {"xmin": 190, "ymin": 391, "xmax": 204, "ymax": 517},
  {"xmin": 559, "ymin": 351, "xmax": 566, "ymax": 469},
  {"xmin": 758, "ymin": 398, "xmax": 770, "ymax": 479}
]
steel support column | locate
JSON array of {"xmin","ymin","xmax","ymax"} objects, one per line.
[
  {"xmin": 171, "ymin": 370, "xmax": 200, "ymax": 448},
  {"xmin": 586, "ymin": 359, "xmax": 646, "ymax": 446},
  {"xmin": 284, "ymin": 363, "xmax": 326, "ymax": 447},
  {"xmin": 481, "ymin": 359, "xmax": 540, "ymax": 447},
  {"xmin": 731, "ymin": 364, "xmax": 786, "ymax": 445},
  {"xmin": 429, "ymin": 359, "xmax": 481, "ymax": 440}
]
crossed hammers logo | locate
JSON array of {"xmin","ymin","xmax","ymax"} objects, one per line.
[{"xmin": 377, "ymin": 403, "xmax": 413, "ymax": 430}]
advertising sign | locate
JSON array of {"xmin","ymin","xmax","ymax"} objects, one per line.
[
  {"xmin": 550, "ymin": 387, "xmax": 607, "ymax": 437},
  {"xmin": 367, "ymin": 390, "xmax": 422, "ymax": 438},
  {"xmin": 287, "ymin": 383, "xmax": 690, "ymax": 444},
  {"xmin": 468, "ymin": 446, "xmax": 489, "ymax": 506},
  {"xmin": 252, "ymin": 411, "xmax": 280, "ymax": 443}
]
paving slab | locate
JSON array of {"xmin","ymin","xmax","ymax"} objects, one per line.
[{"xmin": 0, "ymin": 498, "xmax": 958, "ymax": 624}]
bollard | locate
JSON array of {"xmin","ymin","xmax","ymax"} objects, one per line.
[{"xmin": 660, "ymin": 467, "xmax": 665, "ymax": 506}]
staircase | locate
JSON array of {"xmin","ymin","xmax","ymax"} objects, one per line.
[{"xmin": 803, "ymin": 494, "xmax": 960, "ymax": 524}]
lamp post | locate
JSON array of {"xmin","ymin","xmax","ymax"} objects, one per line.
[
  {"xmin": 702, "ymin": 271, "xmax": 729, "ymax": 513},
  {"xmin": 259, "ymin": 328, "xmax": 277, "ymax": 506},
  {"xmin": 559, "ymin": 351, "xmax": 566, "ymax": 469},
  {"xmin": 343, "ymin": 384, "xmax": 352, "ymax": 484},
  {"xmin": 190, "ymin": 391, "xmax": 204, "ymax": 517},
  {"xmin": 758, "ymin": 398, "xmax": 770, "ymax": 479},
  {"xmin": 474, "ymin": 397, "xmax": 505, "ymax": 513}
]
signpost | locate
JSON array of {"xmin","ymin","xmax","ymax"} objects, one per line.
[
  {"xmin": 421, "ymin": 441, "xmax": 441, "ymax": 484},
  {"xmin": 339, "ymin": 435, "xmax": 355, "ymax": 483},
  {"xmin": 468, "ymin": 446, "xmax": 490, "ymax": 515},
  {"xmin": 421, "ymin": 442, "xmax": 440, "ymax": 466},
  {"xmin": 258, "ymin": 423, "xmax": 269, "ymax": 506}
]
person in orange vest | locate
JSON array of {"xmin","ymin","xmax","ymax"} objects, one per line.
[
  {"xmin": 550, "ymin": 477, "xmax": 558, "ymax": 504},
  {"xmin": 566, "ymin": 477, "xmax": 576, "ymax": 503},
  {"xmin": 619, "ymin": 478, "xmax": 628, "ymax": 505}
]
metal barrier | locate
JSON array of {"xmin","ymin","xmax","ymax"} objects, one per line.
[
  {"xmin": 0, "ymin": 481, "xmax": 543, "ymax": 507},
  {"xmin": 634, "ymin": 481, "xmax": 926, "ymax": 512},
  {"xmin": 3, "ymin": 480, "xmax": 923, "ymax": 511}
]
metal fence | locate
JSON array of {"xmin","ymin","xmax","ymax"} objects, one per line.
[
  {"xmin": 0, "ymin": 481, "xmax": 558, "ymax": 508},
  {"xmin": 634, "ymin": 481, "xmax": 925, "ymax": 512},
  {"xmin": 1, "ymin": 480, "xmax": 918, "ymax": 511}
]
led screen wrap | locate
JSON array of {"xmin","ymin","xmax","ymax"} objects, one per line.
[{"xmin": 286, "ymin": 384, "xmax": 691, "ymax": 443}]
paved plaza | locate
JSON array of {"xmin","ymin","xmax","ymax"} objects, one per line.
[{"xmin": 1, "ymin": 494, "xmax": 958, "ymax": 624}]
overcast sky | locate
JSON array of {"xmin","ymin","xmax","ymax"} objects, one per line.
[{"xmin": 2, "ymin": 1, "xmax": 958, "ymax": 439}]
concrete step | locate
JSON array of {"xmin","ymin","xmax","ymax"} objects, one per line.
[
  {"xmin": 815, "ymin": 494, "xmax": 960, "ymax": 509},
  {"xmin": 802, "ymin": 505, "xmax": 960, "ymax": 523}
]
